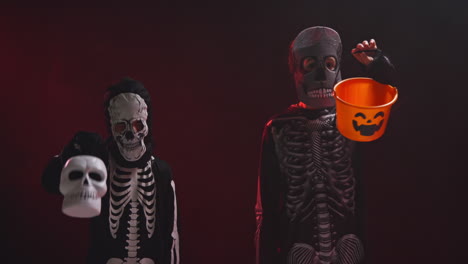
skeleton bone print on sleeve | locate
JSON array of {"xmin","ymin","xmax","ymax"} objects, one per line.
[
  {"xmin": 170, "ymin": 180, "xmax": 180, "ymax": 264},
  {"xmin": 271, "ymin": 111, "xmax": 363, "ymax": 264},
  {"xmin": 107, "ymin": 157, "xmax": 156, "ymax": 264}
]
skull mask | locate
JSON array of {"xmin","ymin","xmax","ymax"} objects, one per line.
[
  {"xmin": 59, "ymin": 155, "xmax": 108, "ymax": 218},
  {"xmin": 108, "ymin": 92, "xmax": 149, "ymax": 162},
  {"xmin": 291, "ymin": 26, "xmax": 342, "ymax": 109}
]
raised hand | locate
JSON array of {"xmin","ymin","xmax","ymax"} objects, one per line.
[{"xmin": 351, "ymin": 39, "xmax": 379, "ymax": 66}]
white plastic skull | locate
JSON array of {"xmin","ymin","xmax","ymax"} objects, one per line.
[
  {"xmin": 59, "ymin": 155, "xmax": 108, "ymax": 218},
  {"xmin": 108, "ymin": 93, "xmax": 149, "ymax": 161}
]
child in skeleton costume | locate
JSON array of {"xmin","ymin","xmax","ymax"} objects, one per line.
[
  {"xmin": 255, "ymin": 27, "xmax": 396, "ymax": 264},
  {"xmin": 42, "ymin": 78, "xmax": 180, "ymax": 264}
]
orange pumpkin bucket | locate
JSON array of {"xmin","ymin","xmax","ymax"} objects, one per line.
[{"xmin": 333, "ymin": 77, "xmax": 398, "ymax": 142}]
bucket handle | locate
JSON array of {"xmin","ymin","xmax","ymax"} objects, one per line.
[{"xmin": 352, "ymin": 49, "xmax": 381, "ymax": 54}]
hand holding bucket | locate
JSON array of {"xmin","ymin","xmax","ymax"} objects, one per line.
[{"xmin": 333, "ymin": 77, "xmax": 398, "ymax": 142}]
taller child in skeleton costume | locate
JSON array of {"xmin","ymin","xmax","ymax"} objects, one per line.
[
  {"xmin": 42, "ymin": 78, "xmax": 180, "ymax": 264},
  {"xmin": 255, "ymin": 27, "xmax": 396, "ymax": 264}
]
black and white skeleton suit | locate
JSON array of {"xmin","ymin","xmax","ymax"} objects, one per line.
[
  {"xmin": 255, "ymin": 27, "xmax": 396, "ymax": 264},
  {"xmin": 42, "ymin": 79, "xmax": 180, "ymax": 264}
]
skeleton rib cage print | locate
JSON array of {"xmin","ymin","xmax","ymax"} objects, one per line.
[
  {"xmin": 106, "ymin": 156, "xmax": 180, "ymax": 264},
  {"xmin": 106, "ymin": 158, "xmax": 156, "ymax": 264},
  {"xmin": 256, "ymin": 107, "xmax": 365, "ymax": 264},
  {"xmin": 108, "ymin": 158, "xmax": 156, "ymax": 240}
]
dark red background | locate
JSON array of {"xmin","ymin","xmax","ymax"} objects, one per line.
[{"xmin": 2, "ymin": 1, "xmax": 465, "ymax": 263}]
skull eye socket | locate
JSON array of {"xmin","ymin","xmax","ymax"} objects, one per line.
[
  {"xmin": 325, "ymin": 56, "xmax": 337, "ymax": 71},
  {"xmin": 113, "ymin": 122, "xmax": 127, "ymax": 134},
  {"xmin": 132, "ymin": 120, "xmax": 144, "ymax": 132},
  {"xmin": 302, "ymin": 57, "xmax": 317, "ymax": 72},
  {"xmin": 89, "ymin": 172, "xmax": 103, "ymax": 181},
  {"xmin": 69, "ymin": 170, "xmax": 84, "ymax": 180}
]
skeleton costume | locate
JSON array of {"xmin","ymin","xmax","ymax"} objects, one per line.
[
  {"xmin": 42, "ymin": 78, "xmax": 180, "ymax": 264},
  {"xmin": 255, "ymin": 27, "xmax": 396, "ymax": 264}
]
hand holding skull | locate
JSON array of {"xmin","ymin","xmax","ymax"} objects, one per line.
[{"xmin": 351, "ymin": 39, "xmax": 379, "ymax": 66}]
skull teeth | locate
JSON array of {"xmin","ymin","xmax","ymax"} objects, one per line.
[
  {"xmin": 125, "ymin": 142, "xmax": 141, "ymax": 150},
  {"xmin": 68, "ymin": 192, "xmax": 97, "ymax": 200},
  {"xmin": 307, "ymin": 88, "xmax": 333, "ymax": 98}
]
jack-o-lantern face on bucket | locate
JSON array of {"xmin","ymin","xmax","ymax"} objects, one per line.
[
  {"xmin": 334, "ymin": 77, "xmax": 398, "ymax": 141},
  {"xmin": 352, "ymin": 111, "xmax": 385, "ymax": 136}
]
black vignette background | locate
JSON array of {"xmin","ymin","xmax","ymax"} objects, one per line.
[{"xmin": 1, "ymin": 1, "xmax": 465, "ymax": 263}]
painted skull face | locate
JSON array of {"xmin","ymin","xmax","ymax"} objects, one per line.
[
  {"xmin": 352, "ymin": 111, "xmax": 385, "ymax": 136},
  {"xmin": 108, "ymin": 93, "xmax": 149, "ymax": 161}
]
